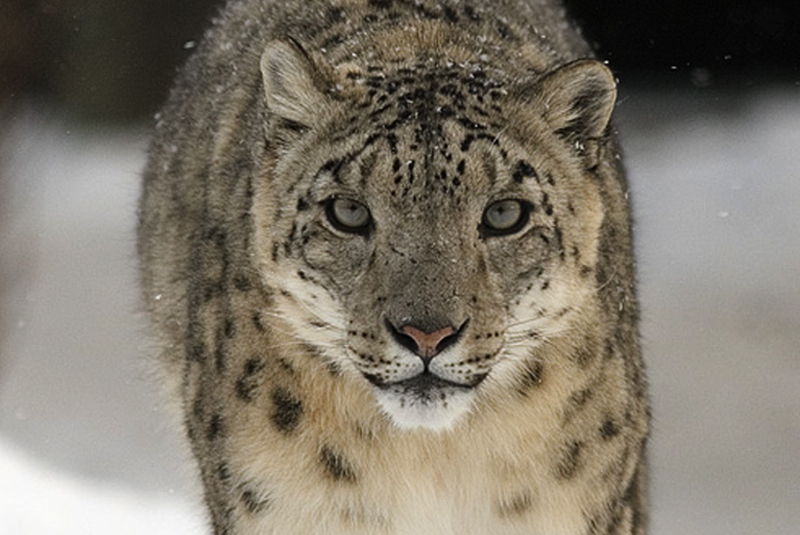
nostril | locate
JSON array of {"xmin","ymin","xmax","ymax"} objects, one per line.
[
  {"xmin": 432, "ymin": 322, "xmax": 465, "ymax": 355},
  {"xmin": 384, "ymin": 319, "xmax": 419, "ymax": 355}
]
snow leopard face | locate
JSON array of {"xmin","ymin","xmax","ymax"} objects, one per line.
[{"xmin": 254, "ymin": 40, "xmax": 613, "ymax": 430}]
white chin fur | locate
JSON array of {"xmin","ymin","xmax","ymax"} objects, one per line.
[{"xmin": 374, "ymin": 387, "xmax": 475, "ymax": 431}]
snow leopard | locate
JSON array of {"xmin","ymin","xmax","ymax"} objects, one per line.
[{"xmin": 137, "ymin": 0, "xmax": 649, "ymax": 534}]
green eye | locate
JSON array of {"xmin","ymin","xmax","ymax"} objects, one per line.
[
  {"xmin": 326, "ymin": 198, "xmax": 371, "ymax": 233},
  {"xmin": 482, "ymin": 199, "xmax": 529, "ymax": 235}
]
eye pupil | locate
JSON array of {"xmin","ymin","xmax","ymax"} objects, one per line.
[{"xmin": 328, "ymin": 198, "xmax": 371, "ymax": 233}]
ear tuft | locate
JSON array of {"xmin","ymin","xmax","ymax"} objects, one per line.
[
  {"xmin": 539, "ymin": 60, "xmax": 617, "ymax": 140},
  {"xmin": 261, "ymin": 38, "xmax": 329, "ymax": 130}
]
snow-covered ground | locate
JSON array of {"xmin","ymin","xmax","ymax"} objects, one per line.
[
  {"xmin": 0, "ymin": 439, "xmax": 204, "ymax": 535},
  {"xmin": 1, "ymin": 83, "xmax": 799, "ymax": 534}
]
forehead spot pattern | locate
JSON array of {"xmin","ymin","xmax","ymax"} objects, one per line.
[{"xmin": 330, "ymin": 63, "xmax": 513, "ymax": 203}]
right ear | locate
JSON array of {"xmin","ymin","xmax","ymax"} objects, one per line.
[{"xmin": 261, "ymin": 38, "xmax": 331, "ymax": 132}]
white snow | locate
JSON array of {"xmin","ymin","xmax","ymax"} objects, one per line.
[{"xmin": 0, "ymin": 438, "xmax": 204, "ymax": 535}]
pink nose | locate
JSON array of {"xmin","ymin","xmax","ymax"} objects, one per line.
[{"xmin": 401, "ymin": 325, "xmax": 456, "ymax": 358}]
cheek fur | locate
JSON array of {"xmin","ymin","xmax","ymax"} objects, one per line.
[{"xmin": 301, "ymin": 229, "xmax": 372, "ymax": 293}]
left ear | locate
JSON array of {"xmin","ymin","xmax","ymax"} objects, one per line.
[
  {"xmin": 261, "ymin": 37, "xmax": 332, "ymax": 131},
  {"xmin": 538, "ymin": 59, "xmax": 617, "ymax": 140}
]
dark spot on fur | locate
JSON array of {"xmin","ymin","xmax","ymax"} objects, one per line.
[
  {"xmin": 460, "ymin": 134, "xmax": 475, "ymax": 152},
  {"xmin": 321, "ymin": 158, "xmax": 343, "ymax": 175},
  {"xmin": 554, "ymin": 225, "xmax": 565, "ymax": 258},
  {"xmin": 458, "ymin": 116, "xmax": 486, "ymax": 130},
  {"xmin": 326, "ymin": 6, "xmax": 345, "ymax": 22},
  {"xmin": 555, "ymin": 440, "xmax": 583, "ymax": 480},
  {"xmin": 203, "ymin": 282, "xmax": 220, "ymax": 302},
  {"xmin": 188, "ymin": 340, "xmax": 206, "ymax": 363},
  {"xmin": 203, "ymin": 225, "xmax": 226, "ymax": 245},
  {"xmin": 585, "ymin": 512, "xmax": 603, "ymax": 535},
  {"xmin": 252, "ymin": 311, "xmax": 266, "ymax": 332},
  {"xmin": 235, "ymin": 358, "xmax": 265, "ymax": 403},
  {"xmin": 600, "ymin": 417, "xmax": 620, "ymax": 440},
  {"xmin": 541, "ymin": 280, "xmax": 550, "ymax": 291},
  {"xmin": 443, "ymin": 5, "xmax": 458, "ymax": 22},
  {"xmin": 542, "ymin": 193, "xmax": 554, "ymax": 216},
  {"xmin": 240, "ymin": 484, "xmax": 272, "ymax": 514},
  {"xmin": 512, "ymin": 160, "xmax": 537, "ymax": 183},
  {"xmin": 217, "ymin": 462, "xmax": 232, "ymax": 484},
  {"xmin": 214, "ymin": 342, "xmax": 227, "ymax": 373},
  {"xmin": 463, "ymin": 4, "xmax": 481, "ymax": 21},
  {"xmin": 364, "ymin": 132, "xmax": 381, "ymax": 147},
  {"xmin": 438, "ymin": 105, "xmax": 455, "ymax": 119},
  {"xmin": 602, "ymin": 339, "xmax": 616, "ymax": 361},
  {"xmin": 354, "ymin": 422, "xmax": 376, "ymax": 442},
  {"xmin": 496, "ymin": 20, "xmax": 513, "ymax": 40},
  {"xmin": 320, "ymin": 446, "xmax": 357, "ymax": 483},
  {"xmin": 271, "ymin": 387, "xmax": 303, "ymax": 433},
  {"xmin": 387, "ymin": 133, "xmax": 398, "ymax": 154},
  {"xmin": 224, "ymin": 319, "xmax": 236, "ymax": 339},
  {"xmin": 277, "ymin": 357, "xmax": 296, "ymax": 375},
  {"xmin": 496, "ymin": 491, "xmax": 534, "ymax": 518},
  {"xmin": 207, "ymin": 413, "xmax": 224, "ymax": 442},
  {"xmin": 325, "ymin": 360, "xmax": 343, "ymax": 377},
  {"xmin": 233, "ymin": 274, "xmax": 252, "ymax": 292},
  {"xmin": 362, "ymin": 373, "xmax": 385, "ymax": 387}
]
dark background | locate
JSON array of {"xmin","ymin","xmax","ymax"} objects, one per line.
[{"xmin": 1, "ymin": 0, "xmax": 798, "ymax": 123}]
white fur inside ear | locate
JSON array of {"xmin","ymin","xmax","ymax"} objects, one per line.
[
  {"xmin": 539, "ymin": 59, "xmax": 617, "ymax": 138},
  {"xmin": 261, "ymin": 39, "xmax": 328, "ymax": 127}
]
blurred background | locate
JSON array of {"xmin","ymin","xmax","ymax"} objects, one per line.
[{"xmin": 1, "ymin": 1, "xmax": 798, "ymax": 533}]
